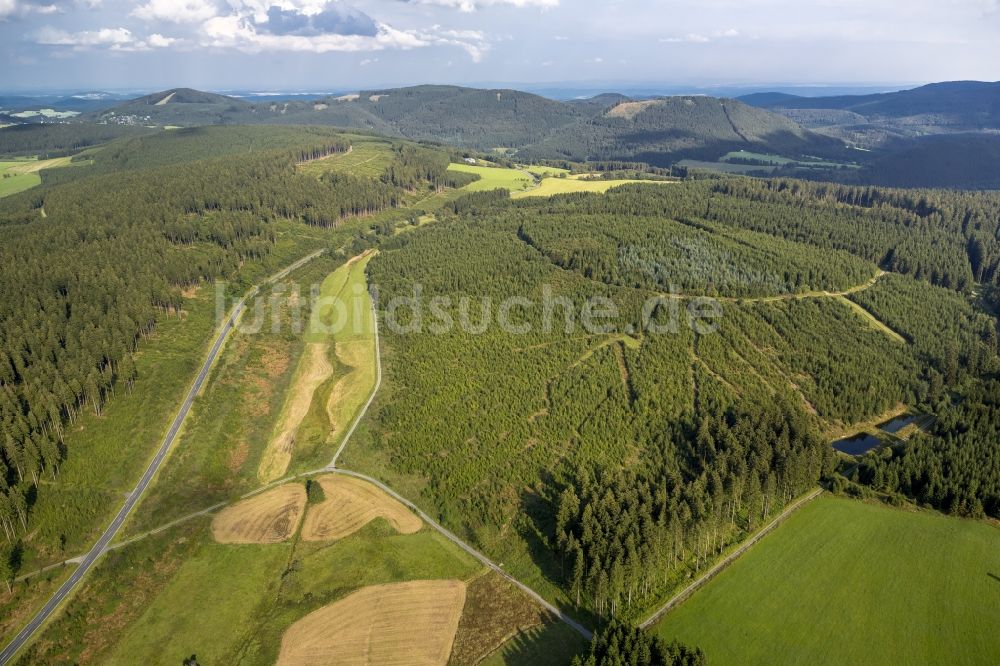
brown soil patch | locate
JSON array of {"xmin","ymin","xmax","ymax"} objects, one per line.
[
  {"xmin": 606, "ymin": 99, "xmax": 660, "ymax": 119},
  {"xmin": 211, "ymin": 483, "xmax": 306, "ymax": 544},
  {"xmin": 301, "ymin": 475, "xmax": 421, "ymax": 542},
  {"xmin": 227, "ymin": 440, "xmax": 250, "ymax": 473},
  {"xmin": 449, "ymin": 572, "xmax": 548, "ymax": 665},
  {"xmin": 180, "ymin": 285, "xmax": 200, "ymax": 299},
  {"xmin": 276, "ymin": 580, "xmax": 466, "ymax": 666},
  {"xmin": 258, "ymin": 343, "xmax": 334, "ymax": 483}
]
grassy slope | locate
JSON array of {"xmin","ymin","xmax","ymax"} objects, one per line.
[
  {"xmin": 0, "ymin": 156, "xmax": 74, "ymax": 197},
  {"xmin": 448, "ymin": 163, "xmax": 534, "ymax": 192},
  {"xmin": 654, "ymin": 496, "xmax": 1000, "ymax": 665}
]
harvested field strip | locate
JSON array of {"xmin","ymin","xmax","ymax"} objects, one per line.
[
  {"xmin": 211, "ymin": 483, "xmax": 306, "ymax": 544},
  {"xmin": 276, "ymin": 579, "xmax": 466, "ymax": 666},
  {"xmin": 300, "ymin": 474, "xmax": 421, "ymax": 542},
  {"xmin": 258, "ymin": 343, "xmax": 334, "ymax": 483}
]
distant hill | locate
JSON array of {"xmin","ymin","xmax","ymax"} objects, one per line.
[
  {"xmin": 740, "ymin": 81, "xmax": 1000, "ymax": 131},
  {"xmin": 518, "ymin": 95, "xmax": 843, "ymax": 165},
  {"xmin": 853, "ymin": 134, "xmax": 1000, "ymax": 189},
  {"xmin": 92, "ymin": 88, "xmax": 251, "ymax": 126}
]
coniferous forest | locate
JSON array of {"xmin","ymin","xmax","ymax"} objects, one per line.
[{"xmin": 1, "ymin": 117, "xmax": 999, "ymax": 665}]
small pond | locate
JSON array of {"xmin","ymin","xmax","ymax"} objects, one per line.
[
  {"xmin": 877, "ymin": 414, "xmax": 918, "ymax": 434},
  {"xmin": 833, "ymin": 433, "xmax": 882, "ymax": 456}
]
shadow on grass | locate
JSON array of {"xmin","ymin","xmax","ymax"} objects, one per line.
[{"xmin": 491, "ymin": 620, "xmax": 589, "ymax": 666}]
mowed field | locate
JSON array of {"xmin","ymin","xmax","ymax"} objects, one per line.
[
  {"xmin": 300, "ymin": 474, "xmax": 421, "ymax": 541},
  {"xmin": 276, "ymin": 579, "xmax": 466, "ymax": 665},
  {"xmin": 448, "ymin": 162, "xmax": 534, "ymax": 192},
  {"xmin": 654, "ymin": 496, "xmax": 1000, "ymax": 665},
  {"xmin": 211, "ymin": 483, "xmax": 307, "ymax": 544},
  {"xmin": 511, "ymin": 177, "xmax": 672, "ymax": 198},
  {"xmin": 0, "ymin": 156, "xmax": 73, "ymax": 197}
]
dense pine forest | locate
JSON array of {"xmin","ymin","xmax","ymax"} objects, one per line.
[{"xmin": 364, "ymin": 176, "xmax": 1000, "ymax": 622}]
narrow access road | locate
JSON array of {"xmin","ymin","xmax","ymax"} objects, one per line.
[
  {"xmin": 329, "ymin": 468, "xmax": 593, "ymax": 640},
  {"xmin": 656, "ymin": 270, "xmax": 888, "ymax": 303},
  {"xmin": 0, "ymin": 249, "xmax": 325, "ymax": 665},
  {"xmin": 322, "ymin": 290, "xmax": 592, "ymax": 640},
  {"xmin": 639, "ymin": 488, "xmax": 823, "ymax": 630}
]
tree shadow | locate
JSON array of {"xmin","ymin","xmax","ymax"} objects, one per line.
[{"xmin": 988, "ymin": 572, "xmax": 1000, "ymax": 584}]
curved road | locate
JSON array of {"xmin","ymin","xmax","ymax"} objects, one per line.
[{"xmin": 0, "ymin": 250, "xmax": 324, "ymax": 665}]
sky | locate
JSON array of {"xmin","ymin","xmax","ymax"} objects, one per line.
[{"xmin": 1, "ymin": 0, "xmax": 999, "ymax": 91}]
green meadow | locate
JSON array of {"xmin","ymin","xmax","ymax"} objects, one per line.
[
  {"xmin": 654, "ymin": 496, "xmax": 1000, "ymax": 665},
  {"xmin": 448, "ymin": 162, "xmax": 535, "ymax": 192}
]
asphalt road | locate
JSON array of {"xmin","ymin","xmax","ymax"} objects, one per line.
[{"xmin": 0, "ymin": 250, "xmax": 324, "ymax": 664}]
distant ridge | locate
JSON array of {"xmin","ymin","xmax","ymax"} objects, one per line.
[
  {"xmin": 90, "ymin": 84, "xmax": 835, "ymax": 164},
  {"xmin": 740, "ymin": 80, "xmax": 1000, "ymax": 129}
]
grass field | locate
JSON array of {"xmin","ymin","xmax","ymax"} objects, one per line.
[
  {"xmin": 653, "ymin": 496, "xmax": 1000, "ymax": 665},
  {"xmin": 511, "ymin": 177, "xmax": 672, "ymax": 198},
  {"xmin": 5, "ymin": 226, "xmax": 351, "ymax": 651},
  {"xmin": 288, "ymin": 250, "xmax": 377, "ymax": 473},
  {"xmin": 124, "ymin": 249, "xmax": 343, "ymax": 533},
  {"xmin": 448, "ymin": 163, "xmax": 535, "ymax": 192},
  {"xmin": 0, "ymin": 156, "xmax": 74, "ymax": 197},
  {"xmin": 297, "ymin": 140, "xmax": 394, "ymax": 179}
]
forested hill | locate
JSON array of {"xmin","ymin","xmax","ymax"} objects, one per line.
[
  {"xmin": 88, "ymin": 84, "xmax": 835, "ymax": 161},
  {"xmin": 518, "ymin": 96, "xmax": 842, "ymax": 165},
  {"xmin": 740, "ymin": 81, "xmax": 1000, "ymax": 129}
]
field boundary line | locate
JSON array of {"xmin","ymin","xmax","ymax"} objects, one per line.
[{"xmin": 639, "ymin": 487, "xmax": 823, "ymax": 630}]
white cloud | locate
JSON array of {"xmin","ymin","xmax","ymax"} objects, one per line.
[
  {"xmin": 147, "ymin": 32, "xmax": 176, "ymax": 47},
  {"xmin": 200, "ymin": 16, "xmax": 486, "ymax": 60},
  {"xmin": 1, "ymin": 0, "xmax": 63, "ymax": 18},
  {"xmin": 132, "ymin": 0, "xmax": 219, "ymax": 23},
  {"xmin": 33, "ymin": 25, "xmax": 179, "ymax": 50},
  {"xmin": 405, "ymin": 0, "xmax": 557, "ymax": 11},
  {"xmin": 35, "ymin": 25, "xmax": 133, "ymax": 46},
  {"xmin": 660, "ymin": 28, "xmax": 739, "ymax": 44}
]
